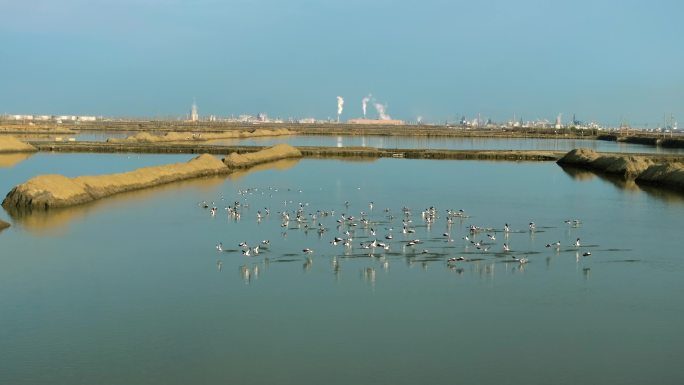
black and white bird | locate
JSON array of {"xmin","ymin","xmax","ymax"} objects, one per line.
[{"xmin": 447, "ymin": 256, "xmax": 465, "ymax": 262}]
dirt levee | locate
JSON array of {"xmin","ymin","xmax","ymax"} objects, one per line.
[
  {"xmin": 2, "ymin": 154, "xmax": 230, "ymax": 210},
  {"xmin": 223, "ymin": 144, "xmax": 302, "ymax": 168},
  {"xmin": 635, "ymin": 163, "xmax": 684, "ymax": 191},
  {"xmin": 0, "ymin": 135, "xmax": 38, "ymax": 153}
]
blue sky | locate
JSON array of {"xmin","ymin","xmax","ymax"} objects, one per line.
[{"xmin": 1, "ymin": 0, "xmax": 682, "ymax": 126}]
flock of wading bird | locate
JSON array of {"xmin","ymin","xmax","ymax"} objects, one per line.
[{"xmin": 202, "ymin": 187, "xmax": 596, "ymax": 283}]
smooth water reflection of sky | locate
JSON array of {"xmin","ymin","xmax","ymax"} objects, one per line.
[
  {"xmin": 1, "ymin": 155, "xmax": 683, "ymax": 385},
  {"xmin": 45, "ymin": 131, "xmax": 684, "ymax": 154}
]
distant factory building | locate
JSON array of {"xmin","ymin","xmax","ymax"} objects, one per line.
[
  {"xmin": 4, "ymin": 114, "xmax": 98, "ymax": 122},
  {"xmin": 347, "ymin": 118, "xmax": 405, "ymax": 125},
  {"xmin": 7, "ymin": 115, "xmax": 33, "ymax": 120}
]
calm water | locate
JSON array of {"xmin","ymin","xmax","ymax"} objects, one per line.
[
  {"xmin": 215, "ymin": 135, "xmax": 684, "ymax": 154},
  {"xmin": 1, "ymin": 154, "xmax": 683, "ymax": 385}
]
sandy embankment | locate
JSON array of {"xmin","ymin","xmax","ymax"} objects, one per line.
[
  {"xmin": 2, "ymin": 154, "xmax": 230, "ymax": 210},
  {"xmin": 2, "ymin": 144, "xmax": 302, "ymax": 210},
  {"xmin": 0, "ymin": 135, "xmax": 38, "ymax": 153},
  {"xmin": 106, "ymin": 128, "xmax": 292, "ymax": 144},
  {"xmin": 0, "ymin": 219, "xmax": 9, "ymax": 230},
  {"xmin": 557, "ymin": 148, "xmax": 684, "ymax": 192}
]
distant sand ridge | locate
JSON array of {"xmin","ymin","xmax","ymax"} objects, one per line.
[
  {"xmin": 2, "ymin": 144, "xmax": 302, "ymax": 210},
  {"xmin": 0, "ymin": 136, "xmax": 38, "ymax": 153},
  {"xmin": 106, "ymin": 128, "xmax": 292, "ymax": 143}
]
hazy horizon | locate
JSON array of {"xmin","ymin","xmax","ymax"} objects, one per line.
[{"xmin": 1, "ymin": 0, "xmax": 682, "ymax": 127}]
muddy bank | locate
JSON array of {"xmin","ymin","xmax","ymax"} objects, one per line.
[
  {"xmin": 223, "ymin": 143, "xmax": 302, "ymax": 168},
  {"xmin": 635, "ymin": 163, "xmax": 684, "ymax": 191},
  {"xmin": 0, "ymin": 219, "xmax": 9, "ymax": 231},
  {"xmin": 557, "ymin": 148, "xmax": 684, "ymax": 192},
  {"xmin": 106, "ymin": 128, "xmax": 292, "ymax": 144},
  {"xmin": 658, "ymin": 138, "xmax": 684, "ymax": 148},
  {"xmin": 0, "ymin": 135, "xmax": 38, "ymax": 153}
]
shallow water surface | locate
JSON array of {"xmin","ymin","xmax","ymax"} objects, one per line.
[
  {"xmin": 1, "ymin": 155, "xmax": 683, "ymax": 385},
  {"xmin": 211, "ymin": 134, "xmax": 684, "ymax": 154},
  {"xmin": 34, "ymin": 131, "xmax": 684, "ymax": 154}
]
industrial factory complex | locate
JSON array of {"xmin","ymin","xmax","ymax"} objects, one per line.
[{"xmin": 1, "ymin": 95, "xmax": 679, "ymax": 134}]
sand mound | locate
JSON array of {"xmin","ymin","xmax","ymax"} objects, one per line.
[
  {"xmin": 557, "ymin": 148, "xmax": 654, "ymax": 178},
  {"xmin": 635, "ymin": 163, "xmax": 684, "ymax": 191},
  {"xmin": 4, "ymin": 174, "xmax": 93, "ymax": 209},
  {"xmin": 0, "ymin": 219, "xmax": 9, "ymax": 230},
  {"xmin": 2, "ymin": 154, "xmax": 230, "ymax": 210},
  {"xmin": 0, "ymin": 135, "xmax": 38, "ymax": 153},
  {"xmin": 223, "ymin": 144, "xmax": 302, "ymax": 168}
]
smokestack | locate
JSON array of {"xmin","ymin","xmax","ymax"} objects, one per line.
[
  {"xmin": 374, "ymin": 102, "xmax": 390, "ymax": 120},
  {"xmin": 362, "ymin": 94, "xmax": 371, "ymax": 118},
  {"xmin": 337, "ymin": 96, "xmax": 344, "ymax": 122}
]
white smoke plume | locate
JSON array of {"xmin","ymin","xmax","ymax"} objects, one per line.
[
  {"xmin": 337, "ymin": 96, "xmax": 344, "ymax": 118},
  {"xmin": 374, "ymin": 102, "xmax": 390, "ymax": 120},
  {"xmin": 362, "ymin": 94, "xmax": 371, "ymax": 118}
]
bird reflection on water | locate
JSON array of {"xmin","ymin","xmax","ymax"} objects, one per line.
[{"xmin": 206, "ymin": 184, "xmax": 606, "ymax": 286}]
